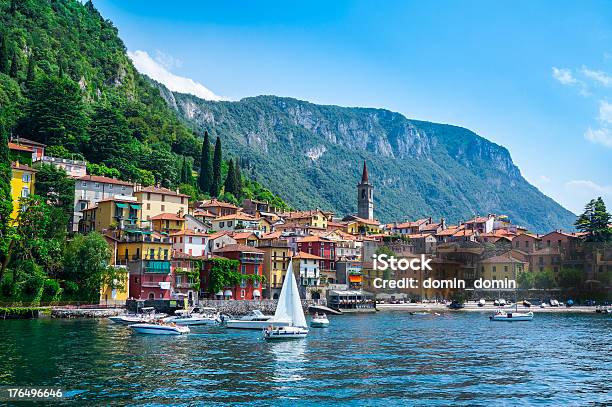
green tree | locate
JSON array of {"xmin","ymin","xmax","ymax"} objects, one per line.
[
  {"xmin": 180, "ymin": 156, "xmax": 194, "ymax": 185},
  {"xmin": 62, "ymin": 232, "xmax": 111, "ymax": 302},
  {"xmin": 25, "ymin": 55, "xmax": 36, "ymax": 87},
  {"xmin": 87, "ymin": 102, "xmax": 130, "ymax": 163},
  {"xmin": 9, "ymin": 48, "xmax": 18, "ymax": 78},
  {"xmin": 143, "ymin": 146, "xmax": 179, "ymax": 188},
  {"xmin": 558, "ymin": 268, "xmax": 583, "ymax": 290},
  {"xmin": 517, "ymin": 271, "xmax": 535, "ymax": 289},
  {"xmin": 224, "ymin": 158, "xmax": 236, "ymax": 196},
  {"xmin": 34, "ymin": 164, "xmax": 75, "ymax": 222},
  {"xmin": 0, "ymin": 124, "xmax": 14, "ymax": 280},
  {"xmin": 534, "ymin": 270, "xmax": 555, "ymax": 290},
  {"xmin": 575, "ymin": 197, "xmax": 612, "ymax": 242},
  {"xmin": 206, "ymin": 257, "xmax": 241, "ymax": 294},
  {"xmin": 20, "ymin": 75, "xmax": 87, "ymax": 151},
  {"xmin": 178, "ymin": 183, "xmax": 199, "ymax": 203},
  {"xmin": 210, "ymin": 136, "xmax": 222, "ymax": 197},
  {"xmin": 234, "ymin": 160, "xmax": 243, "ymax": 199},
  {"xmin": 0, "ymin": 34, "xmax": 8, "ymax": 74},
  {"xmin": 198, "ymin": 131, "xmax": 212, "ymax": 193}
]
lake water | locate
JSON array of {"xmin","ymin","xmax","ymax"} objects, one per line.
[{"xmin": 0, "ymin": 312, "xmax": 610, "ymax": 406}]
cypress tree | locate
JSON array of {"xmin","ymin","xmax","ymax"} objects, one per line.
[
  {"xmin": 198, "ymin": 131, "xmax": 212, "ymax": 193},
  {"xmin": 25, "ymin": 55, "xmax": 35, "ymax": 86},
  {"xmin": 234, "ymin": 160, "xmax": 243, "ymax": 199},
  {"xmin": 224, "ymin": 159, "xmax": 235, "ymax": 196},
  {"xmin": 210, "ymin": 136, "xmax": 222, "ymax": 197},
  {"xmin": 180, "ymin": 156, "xmax": 194, "ymax": 185},
  {"xmin": 0, "ymin": 35, "xmax": 9, "ymax": 74},
  {"xmin": 9, "ymin": 48, "xmax": 18, "ymax": 78}
]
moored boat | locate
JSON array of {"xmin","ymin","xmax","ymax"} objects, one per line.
[
  {"xmin": 264, "ymin": 260, "xmax": 309, "ymax": 340},
  {"xmin": 108, "ymin": 307, "xmax": 166, "ymax": 325},
  {"xmin": 489, "ymin": 310, "xmax": 534, "ymax": 322},
  {"xmin": 162, "ymin": 307, "xmax": 221, "ymax": 326},
  {"xmin": 225, "ymin": 310, "xmax": 291, "ymax": 330},
  {"xmin": 130, "ymin": 322, "xmax": 190, "ymax": 335},
  {"xmin": 310, "ymin": 313, "xmax": 329, "ymax": 327}
]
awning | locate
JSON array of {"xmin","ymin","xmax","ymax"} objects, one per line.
[
  {"xmin": 223, "ymin": 290, "xmax": 233, "ymax": 297},
  {"xmin": 159, "ymin": 282, "xmax": 171, "ymax": 290},
  {"xmin": 253, "ymin": 289, "xmax": 261, "ymax": 297},
  {"xmin": 115, "ymin": 203, "xmax": 128, "ymax": 208},
  {"xmin": 130, "ymin": 203, "xmax": 142, "ymax": 209}
]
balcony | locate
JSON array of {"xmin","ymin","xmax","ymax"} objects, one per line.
[
  {"xmin": 144, "ymin": 260, "xmax": 171, "ymax": 274},
  {"xmin": 240, "ymin": 254, "xmax": 263, "ymax": 264}
]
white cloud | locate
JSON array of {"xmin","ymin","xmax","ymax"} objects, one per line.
[
  {"xmin": 566, "ymin": 180, "xmax": 612, "ymax": 195},
  {"xmin": 539, "ymin": 175, "xmax": 551, "ymax": 183},
  {"xmin": 581, "ymin": 67, "xmax": 612, "ymax": 87},
  {"xmin": 154, "ymin": 50, "xmax": 183, "ymax": 70},
  {"xmin": 128, "ymin": 50, "xmax": 223, "ymax": 101},
  {"xmin": 552, "ymin": 67, "xmax": 577, "ymax": 85},
  {"xmin": 598, "ymin": 100, "xmax": 612, "ymax": 124},
  {"xmin": 584, "ymin": 126, "xmax": 612, "ymax": 147}
]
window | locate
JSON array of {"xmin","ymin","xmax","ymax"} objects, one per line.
[
  {"xmin": 503, "ymin": 266, "xmax": 508, "ymax": 272},
  {"xmin": 82, "ymin": 182, "xmax": 87, "ymax": 187},
  {"xmin": 240, "ymin": 279, "xmax": 246, "ymax": 288},
  {"xmin": 161, "ymin": 205, "xmax": 165, "ymax": 212},
  {"xmin": 162, "ymin": 195, "xmax": 165, "ymax": 202},
  {"xmin": 189, "ymin": 237, "xmax": 193, "ymax": 244},
  {"xmin": 220, "ymin": 221, "xmax": 225, "ymax": 228},
  {"xmin": 254, "ymin": 265, "xmax": 259, "ymax": 275},
  {"xmin": 254, "ymin": 279, "xmax": 259, "ymax": 288},
  {"xmin": 22, "ymin": 173, "xmax": 31, "ymax": 183},
  {"xmin": 241, "ymin": 265, "xmax": 246, "ymax": 274},
  {"xmin": 492, "ymin": 266, "xmax": 497, "ymax": 273},
  {"xmin": 228, "ymin": 221, "xmax": 233, "ymax": 227},
  {"xmin": 109, "ymin": 185, "xmax": 113, "ymax": 190},
  {"xmin": 147, "ymin": 203, "xmax": 151, "ymax": 210},
  {"xmin": 21, "ymin": 187, "xmax": 29, "ymax": 198},
  {"xmin": 149, "ymin": 248, "xmax": 155, "ymax": 259},
  {"xmin": 241, "ymin": 289, "xmax": 245, "ymax": 298},
  {"xmin": 94, "ymin": 183, "xmax": 100, "ymax": 189},
  {"xmin": 121, "ymin": 186, "xmax": 126, "ymax": 192},
  {"xmin": 80, "ymin": 202, "xmax": 87, "ymax": 210}
]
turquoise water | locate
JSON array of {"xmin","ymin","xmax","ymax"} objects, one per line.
[{"xmin": 0, "ymin": 312, "xmax": 610, "ymax": 406}]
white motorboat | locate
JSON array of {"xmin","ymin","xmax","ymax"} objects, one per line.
[
  {"xmin": 163, "ymin": 307, "xmax": 221, "ymax": 326},
  {"xmin": 129, "ymin": 322, "xmax": 190, "ymax": 335},
  {"xmin": 109, "ymin": 307, "xmax": 166, "ymax": 325},
  {"xmin": 478, "ymin": 298, "xmax": 486, "ymax": 307},
  {"xmin": 264, "ymin": 260, "xmax": 309, "ymax": 340},
  {"xmin": 490, "ymin": 310, "xmax": 534, "ymax": 322},
  {"xmin": 310, "ymin": 313, "xmax": 329, "ymax": 328},
  {"xmin": 225, "ymin": 310, "xmax": 290, "ymax": 330}
]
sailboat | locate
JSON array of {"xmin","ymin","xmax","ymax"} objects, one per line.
[
  {"xmin": 263, "ymin": 260, "xmax": 309, "ymax": 340},
  {"xmin": 490, "ymin": 260, "xmax": 534, "ymax": 322}
]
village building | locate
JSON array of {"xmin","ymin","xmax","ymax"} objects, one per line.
[
  {"xmin": 73, "ymin": 175, "xmax": 134, "ymax": 232},
  {"xmin": 213, "ymin": 244, "xmax": 265, "ymax": 300},
  {"xmin": 258, "ymin": 233, "xmax": 290, "ymax": 299},
  {"xmin": 478, "ymin": 253, "xmax": 528, "ymax": 283},
  {"xmin": 296, "ymin": 235, "xmax": 336, "ymax": 283},
  {"xmin": 211, "ymin": 212, "xmax": 260, "ymax": 232},
  {"xmin": 134, "ymin": 185, "xmax": 189, "ymax": 226},
  {"xmin": 206, "ymin": 231, "xmax": 237, "ymax": 253},
  {"xmin": 512, "ymin": 233, "xmax": 542, "ymax": 253},
  {"xmin": 171, "ymin": 229, "xmax": 209, "ymax": 257},
  {"xmin": 35, "ymin": 155, "xmax": 87, "ymax": 177},
  {"xmin": 197, "ymin": 199, "xmax": 240, "ymax": 217},
  {"xmin": 9, "ymin": 162, "xmax": 36, "ymax": 222},
  {"xmin": 292, "ymin": 251, "xmax": 325, "ymax": 300},
  {"xmin": 79, "ymin": 196, "xmax": 141, "ymax": 233},
  {"xmin": 150, "ymin": 213, "xmax": 186, "ymax": 235}
]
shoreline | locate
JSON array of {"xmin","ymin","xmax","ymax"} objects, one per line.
[{"xmin": 376, "ymin": 303, "xmax": 607, "ymax": 313}]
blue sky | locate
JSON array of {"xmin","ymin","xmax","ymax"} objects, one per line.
[{"xmin": 94, "ymin": 0, "xmax": 612, "ymax": 215}]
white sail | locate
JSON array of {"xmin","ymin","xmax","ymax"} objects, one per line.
[{"xmin": 273, "ymin": 260, "xmax": 307, "ymax": 328}]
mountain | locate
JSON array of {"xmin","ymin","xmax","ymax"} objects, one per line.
[{"xmin": 159, "ymin": 90, "xmax": 576, "ymax": 232}]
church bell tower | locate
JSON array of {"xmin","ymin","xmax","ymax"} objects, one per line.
[{"xmin": 357, "ymin": 161, "xmax": 374, "ymax": 220}]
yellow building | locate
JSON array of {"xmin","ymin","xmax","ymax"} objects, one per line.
[
  {"xmin": 151, "ymin": 213, "xmax": 185, "ymax": 234},
  {"xmin": 479, "ymin": 254, "xmax": 527, "ymax": 282},
  {"xmin": 134, "ymin": 185, "xmax": 189, "ymax": 225},
  {"xmin": 283, "ymin": 210, "xmax": 328, "ymax": 229},
  {"xmin": 10, "ymin": 162, "xmax": 37, "ymax": 222},
  {"xmin": 345, "ymin": 216, "xmax": 380, "ymax": 235},
  {"xmin": 79, "ymin": 197, "xmax": 142, "ymax": 233},
  {"xmin": 114, "ymin": 231, "xmax": 173, "ymax": 263},
  {"xmin": 258, "ymin": 236, "xmax": 290, "ymax": 298},
  {"xmin": 99, "ymin": 265, "xmax": 129, "ymax": 305}
]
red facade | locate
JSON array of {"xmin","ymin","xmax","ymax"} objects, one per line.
[
  {"xmin": 297, "ymin": 238, "xmax": 336, "ymax": 271},
  {"xmin": 211, "ymin": 245, "xmax": 265, "ymax": 300}
]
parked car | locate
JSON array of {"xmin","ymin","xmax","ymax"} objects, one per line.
[{"xmin": 448, "ymin": 301, "xmax": 464, "ymax": 310}]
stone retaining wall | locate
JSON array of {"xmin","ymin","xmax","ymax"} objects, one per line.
[{"xmin": 51, "ymin": 308, "xmax": 124, "ymax": 318}]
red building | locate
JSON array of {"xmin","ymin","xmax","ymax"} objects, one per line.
[
  {"xmin": 128, "ymin": 260, "xmax": 173, "ymax": 300},
  {"xmin": 213, "ymin": 244, "xmax": 265, "ymax": 300},
  {"xmin": 296, "ymin": 236, "xmax": 336, "ymax": 272}
]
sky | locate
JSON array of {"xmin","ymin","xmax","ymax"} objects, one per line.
[{"xmin": 93, "ymin": 0, "xmax": 612, "ymax": 215}]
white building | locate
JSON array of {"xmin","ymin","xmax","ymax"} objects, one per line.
[
  {"xmin": 171, "ymin": 229, "xmax": 209, "ymax": 257},
  {"xmin": 292, "ymin": 252, "xmax": 324, "ymax": 290},
  {"xmin": 211, "ymin": 213, "xmax": 260, "ymax": 232},
  {"xmin": 36, "ymin": 156, "xmax": 87, "ymax": 178}
]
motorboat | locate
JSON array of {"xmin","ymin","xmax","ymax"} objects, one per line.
[
  {"xmin": 490, "ymin": 310, "xmax": 534, "ymax": 322},
  {"xmin": 108, "ymin": 307, "xmax": 166, "ymax": 325},
  {"xmin": 264, "ymin": 260, "xmax": 309, "ymax": 340},
  {"xmin": 163, "ymin": 307, "xmax": 221, "ymax": 326},
  {"xmin": 225, "ymin": 310, "xmax": 290, "ymax": 330},
  {"xmin": 478, "ymin": 299, "xmax": 486, "ymax": 307},
  {"xmin": 129, "ymin": 322, "xmax": 190, "ymax": 335},
  {"xmin": 310, "ymin": 313, "xmax": 329, "ymax": 327},
  {"xmin": 410, "ymin": 311, "xmax": 431, "ymax": 316}
]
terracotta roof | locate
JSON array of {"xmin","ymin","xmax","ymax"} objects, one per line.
[
  {"xmin": 395, "ymin": 218, "xmax": 429, "ymax": 229},
  {"xmin": 230, "ymin": 231, "xmax": 259, "ymax": 240},
  {"xmin": 77, "ymin": 174, "xmax": 132, "ymax": 186},
  {"xmin": 96, "ymin": 196, "xmax": 139, "ymax": 204},
  {"xmin": 420, "ymin": 223, "xmax": 442, "ymax": 231},
  {"xmin": 349, "ymin": 216, "xmax": 380, "ymax": 226},
  {"xmin": 136, "ymin": 185, "xmax": 189, "ymax": 197},
  {"xmin": 540, "ymin": 230, "xmax": 582, "ymax": 239},
  {"xmin": 283, "ymin": 210, "xmax": 326, "ymax": 220},
  {"xmin": 298, "ymin": 235, "xmax": 331, "ymax": 243},
  {"xmin": 192, "ymin": 209, "xmax": 215, "ymax": 217},
  {"xmin": 293, "ymin": 251, "xmax": 324, "ymax": 260},
  {"xmin": 213, "ymin": 244, "xmax": 264, "ymax": 254},
  {"xmin": 10, "ymin": 162, "xmax": 37, "ymax": 172},
  {"xmin": 465, "ymin": 216, "xmax": 491, "ymax": 224},
  {"xmin": 170, "ymin": 229, "xmax": 209, "ymax": 237},
  {"xmin": 435, "ymin": 226, "xmax": 461, "ymax": 236},
  {"xmin": 480, "ymin": 254, "xmax": 526, "ymax": 264},
  {"xmin": 214, "ymin": 212, "xmax": 257, "ymax": 221},
  {"xmin": 452, "ymin": 228, "xmax": 476, "ymax": 237},
  {"xmin": 8, "ymin": 142, "xmax": 33, "ymax": 152},
  {"xmin": 406, "ymin": 233, "xmax": 434, "ymax": 239},
  {"xmin": 260, "ymin": 231, "xmax": 283, "ymax": 240},
  {"xmin": 11, "ymin": 137, "xmax": 46, "ymax": 147},
  {"xmin": 207, "ymin": 231, "xmax": 233, "ymax": 240},
  {"xmin": 151, "ymin": 213, "xmax": 185, "ymax": 221},
  {"xmin": 199, "ymin": 199, "xmax": 239, "ymax": 209}
]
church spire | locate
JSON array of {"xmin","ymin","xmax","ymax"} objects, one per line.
[{"xmin": 361, "ymin": 161, "xmax": 369, "ymax": 183}]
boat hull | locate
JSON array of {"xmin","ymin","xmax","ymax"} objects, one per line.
[
  {"xmin": 109, "ymin": 315, "xmax": 164, "ymax": 325},
  {"xmin": 264, "ymin": 326, "xmax": 308, "ymax": 340},
  {"xmin": 130, "ymin": 324, "xmax": 190, "ymax": 335},
  {"xmin": 490, "ymin": 312, "xmax": 534, "ymax": 322},
  {"xmin": 163, "ymin": 317, "xmax": 220, "ymax": 326},
  {"xmin": 310, "ymin": 319, "xmax": 329, "ymax": 328},
  {"xmin": 225, "ymin": 319, "xmax": 290, "ymax": 330}
]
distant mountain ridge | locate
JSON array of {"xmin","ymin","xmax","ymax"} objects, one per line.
[{"xmin": 154, "ymin": 84, "xmax": 576, "ymax": 232}]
